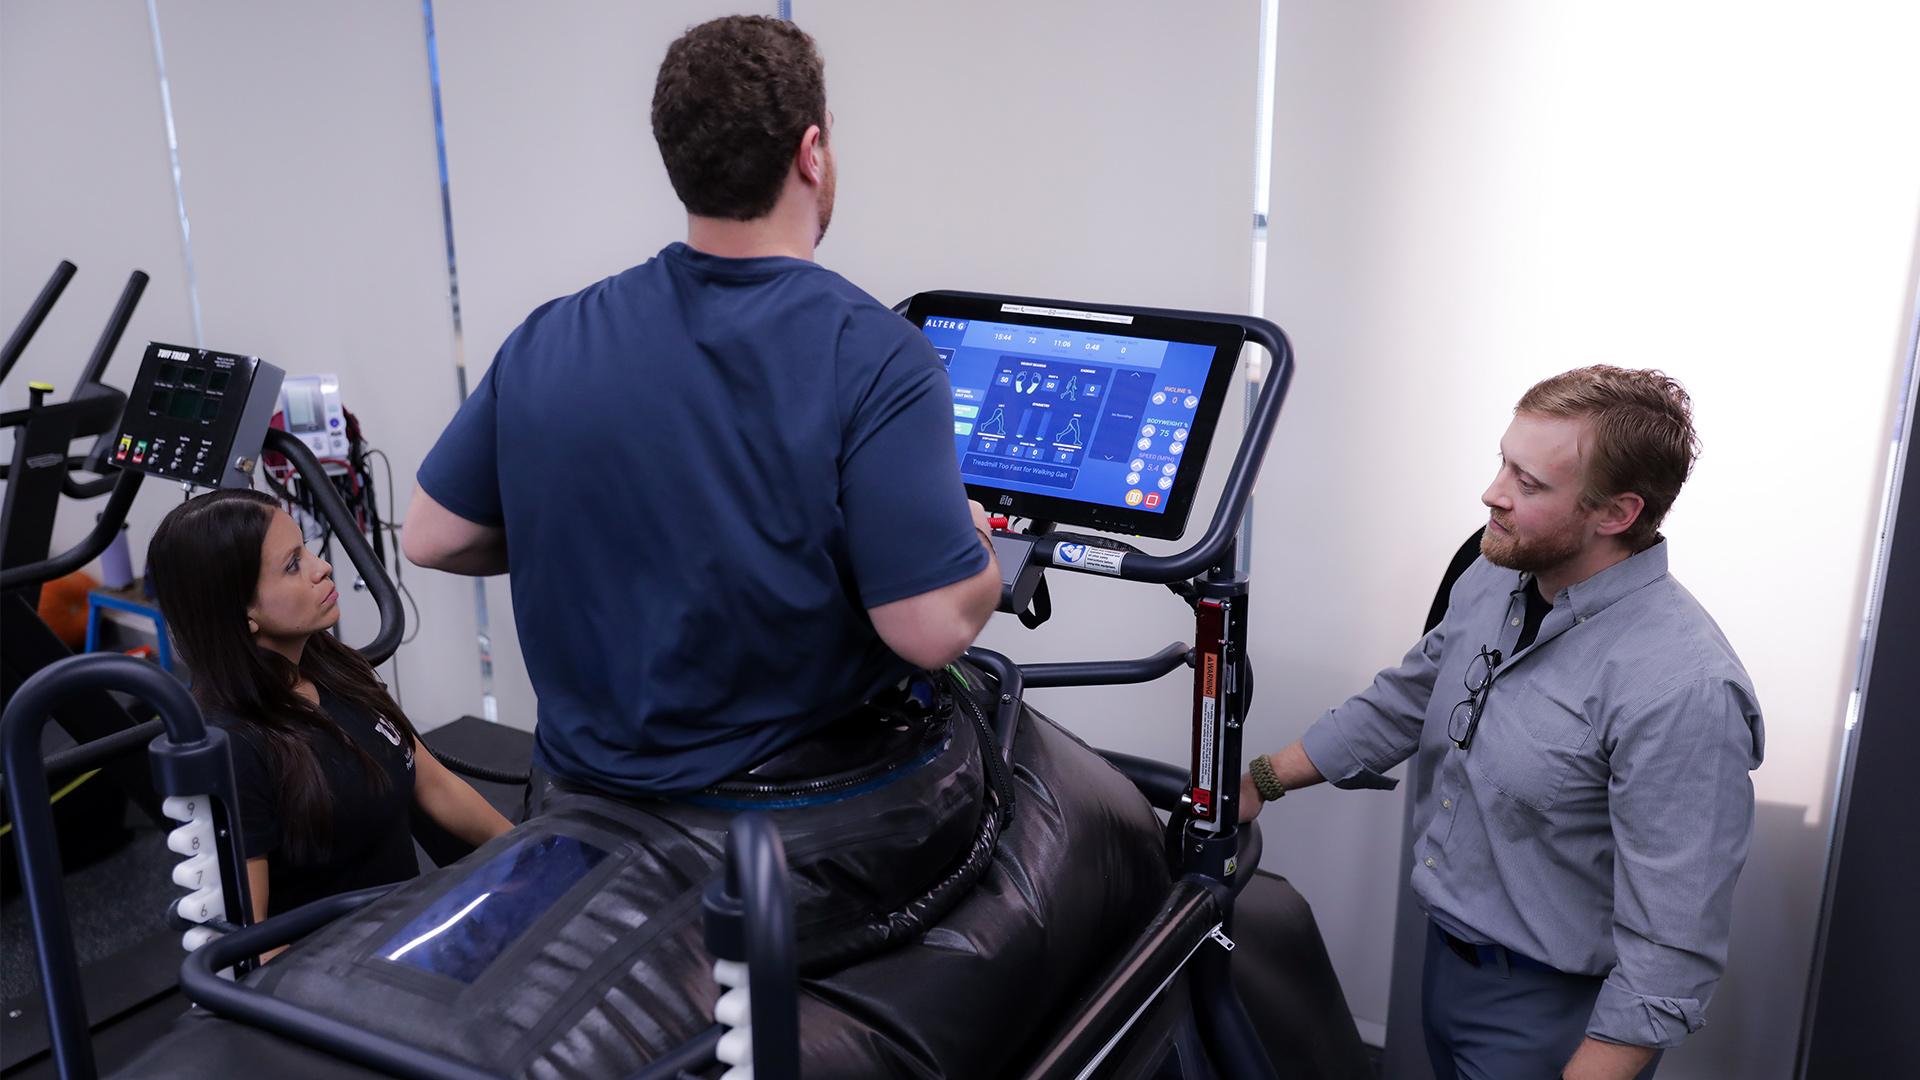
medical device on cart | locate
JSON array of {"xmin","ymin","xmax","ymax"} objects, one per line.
[{"xmin": 3, "ymin": 292, "xmax": 1370, "ymax": 1080}]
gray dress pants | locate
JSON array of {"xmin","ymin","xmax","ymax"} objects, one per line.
[{"xmin": 1422, "ymin": 920, "xmax": 1663, "ymax": 1080}]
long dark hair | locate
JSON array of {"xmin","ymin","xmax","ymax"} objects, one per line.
[{"xmin": 148, "ymin": 488, "xmax": 419, "ymax": 865}]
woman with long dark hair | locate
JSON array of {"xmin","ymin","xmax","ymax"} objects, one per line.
[{"xmin": 149, "ymin": 489, "xmax": 510, "ymax": 930}]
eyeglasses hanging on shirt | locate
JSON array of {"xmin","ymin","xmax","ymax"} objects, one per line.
[{"xmin": 1447, "ymin": 645, "xmax": 1503, "ymax": 751}]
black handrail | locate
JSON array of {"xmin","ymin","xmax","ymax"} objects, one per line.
[
  {"xmin": 1190, "ymin": 915, "xmax": 1282, "ymax": 1080},
  {"xmin": 961, "ymin": 646, "xmax": 1024, "ymax": 758},
  {"xmin": 75, "ymin": 271, "xmax": 147, "ymax": 390},
  {"xmin": 1015, "ymin": 880, "xmax": 1221, "ymax": 1080},
  {"xmin": 265, "ymin": 429, "xmax": 404, "ymax": 666},
  {"xmin": 0, "ymin": 718, "xmax": 164, "ymax": 800},
  {"xmin": 60, "ymin": 466, "xmax": 120, "ymax": 500},
  {"xmin": 3, "ymin": 652, "xmax": 250, "ymax": 1080},
  {"xmin": 74, "ymin": 271, "xmax": 148, "ymax": 471},
  {"xmin": 1, "ymin": 261, "xmax": 76, "ymax": 384},
  {"xmin": 1021, "ymin": 641, "xmax": 1191, "ymax": 688},
  {"xmin": 0, "ymin": 468, "xmax": 144, "ymax": 592},
  {"xmin": 702, "ymin": 813, "xmax": 800, "ymax": 1080},
  {"xmin": 735, "ymin": 815, "xmax": 800, "ymax": 1080}
]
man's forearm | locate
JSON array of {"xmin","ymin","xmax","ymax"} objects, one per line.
[
  {"xmin": 402, "ymin": 487, "xmax": 509, "ymax": 575},
  {"xmin": 1266, "ymin": 740, "xmax": 1325, "ymax": 788},
  {"xmin": 1563, "ymin": 1037, "xmax": 1656, "ymax": 1080}
]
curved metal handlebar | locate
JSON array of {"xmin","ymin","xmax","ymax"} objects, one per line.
[
  {"xmin": 265, "ymin": 429, "xmax": 404, "ymax": 667},
  {"xmin": 1021, "ymin": 641, "xmax": 1191, "ymax": 688},
  {"xmin": 0, "ymin": 260, "xmax": 76, "ymax": 384},
  {"xmin": 734, "ymin": 815, "xmax": 799, "ymax": 1080},
  {"xmin": 77, "ymin": 270, "xmax": 148, "ymax": 390},
  {"xmin": 0, "ymin": 467, "xmax": 144, "ymax": 593},
  {"xmin": 703, "ymin": 813, "xmax": 800, "ymax": 1080},
  {"xmin": 3, "ymin": 652, "xmax": 245, "ymax": 1080},
  {"xmin": 961, "ymin": 646, "xmax": 1025, "ymax": 759}
]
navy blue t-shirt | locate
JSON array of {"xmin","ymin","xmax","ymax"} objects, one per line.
[{"xmin": 417, "ymin": 243, "xmax": 986, "ymax": 795}]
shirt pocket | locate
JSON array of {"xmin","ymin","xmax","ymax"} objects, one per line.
[{"xmin": 1468, "ymin": 681, "xmax": 1593, "ymax": 812}]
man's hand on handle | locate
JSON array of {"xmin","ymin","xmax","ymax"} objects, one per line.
[{"xmin": 969, "ymin": 499, "xmax": 994, "ymax": 547}]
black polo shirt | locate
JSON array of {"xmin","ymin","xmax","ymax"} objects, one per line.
[{"xmin": 223, "ymin": 687, "xmax": 417, "ymax": 916}]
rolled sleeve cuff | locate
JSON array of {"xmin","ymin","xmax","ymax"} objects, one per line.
[
  {"xmin": 1587, "ymin": 981, "xmax": 1706, "ymax": 1049},
  {"xmin": 1299, "ymin": 716, "xmax": 1400, "ymax": 791}
]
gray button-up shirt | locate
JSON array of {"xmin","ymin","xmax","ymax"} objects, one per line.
[{"xmin": 1300, "ymin": 541, "xmax": 1763, "ymax": 1048}]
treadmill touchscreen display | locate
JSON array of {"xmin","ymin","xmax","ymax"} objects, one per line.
[{"xmin": 913, "ymin": 299, "xmax": 1241, "ymax": 539}]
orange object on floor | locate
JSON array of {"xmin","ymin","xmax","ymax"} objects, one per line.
[{"xmin": 36, "ymin": 570, "xmax": 98, "ymax": 648}]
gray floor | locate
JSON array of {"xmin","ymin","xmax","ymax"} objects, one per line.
[{"xmin": 2, "ymin": 812, "xmax": 177, "ymax": 1002}]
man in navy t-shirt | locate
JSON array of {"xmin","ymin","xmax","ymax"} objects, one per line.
[{"xmin": 403, "ymin": 16, "xmax": 999, "ymax": 796}]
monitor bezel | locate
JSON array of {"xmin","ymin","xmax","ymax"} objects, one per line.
[{"xmin": 905, "ymin": 292, "xmax": 1247, "ymax": 541}]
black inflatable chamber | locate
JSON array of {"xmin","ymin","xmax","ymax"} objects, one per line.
[{"xmin": 115, "ymin": 693, "xmax": 1174, "ymax": 1080}]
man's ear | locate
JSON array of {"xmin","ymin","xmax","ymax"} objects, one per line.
[
  {"xmin": 794, "ymin": 124, "xmax": 825, "ymax": 185},
  {"xmin": 1593, "ymin": 491, "xmax": 1645, "ymax": 538}
]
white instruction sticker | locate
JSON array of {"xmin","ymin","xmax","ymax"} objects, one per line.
[{"xmin": 1053, "ymin": 541, "xmax": 1124, "ymax": 576}]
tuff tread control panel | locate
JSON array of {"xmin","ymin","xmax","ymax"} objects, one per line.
[{"xmin": 114, "ymin": 342, "xmax": 284, "ymax": 488}]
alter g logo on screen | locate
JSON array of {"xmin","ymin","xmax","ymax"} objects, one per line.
[{"xmin": 1055, "ymin": 542, "xmax": 1087, "ymax": 565}]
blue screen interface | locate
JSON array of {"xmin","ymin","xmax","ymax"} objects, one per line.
[
  {"xmin": 376, "ymin": 833, "xmax": 608, "ymax": 983},
  {"xmin": 919, "ymin": 315, "xmax": 1218, "ymax": 515}
]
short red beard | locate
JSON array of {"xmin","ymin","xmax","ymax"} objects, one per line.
[{"xmin": 1481, "ymin": 511, "xmax": 1586, "ymax": 575}]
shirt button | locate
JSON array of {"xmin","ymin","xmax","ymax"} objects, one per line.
[
  {"xmin": 1511, "ymin": 617, "xmax": 1522, "ymax": 626},
  {"xmin": 1443, "ymin": 798, "xmax": 1451, "ymax": 808},
  {"xmin": 1577, "ymin": 616, "xmax": 1587, "ymax": 623},
  {"xmin": 1425, "ymin": 857, "xmax": 1436, "ymax": 867}
]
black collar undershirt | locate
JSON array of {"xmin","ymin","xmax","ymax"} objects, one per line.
[{"xmin": 1515, "ymin": 579, "xmax": 1554, "ymax": 652}]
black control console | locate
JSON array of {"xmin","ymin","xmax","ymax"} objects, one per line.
[{"xmin": 111, "ymin": 343, "xmax": 284, "ymax": 488}]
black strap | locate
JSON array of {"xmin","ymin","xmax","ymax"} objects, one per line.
[{"xmin": 1016, "ymin": 574, "xmax": 1052, "ymax": 629}]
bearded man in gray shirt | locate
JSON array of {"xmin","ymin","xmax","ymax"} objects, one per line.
[{"xmin": 1239, "ymin": 366, "xmax": 1763, "ymax": 1080}]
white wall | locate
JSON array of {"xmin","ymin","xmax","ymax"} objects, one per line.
[
  {"xmin": 1248, "ymin": 2, "xmax": 1920, "ymax": 1073},
  {"xmin": 1, "ymin": 0, "xmax": 478, "ymax": 729}
]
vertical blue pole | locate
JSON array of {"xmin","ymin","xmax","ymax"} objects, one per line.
[{"xmin": 420, "ymin": 0, "xmax": 498, "ymax": 722}]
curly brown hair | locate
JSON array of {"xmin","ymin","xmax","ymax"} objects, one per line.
[
  {"xmin": 652, "ymin": 16, "xmax": 826, "ymax": 221},
  {"xmin": 1516, "ymin": 365, "xmax": 1700, "ymax": 552}
]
